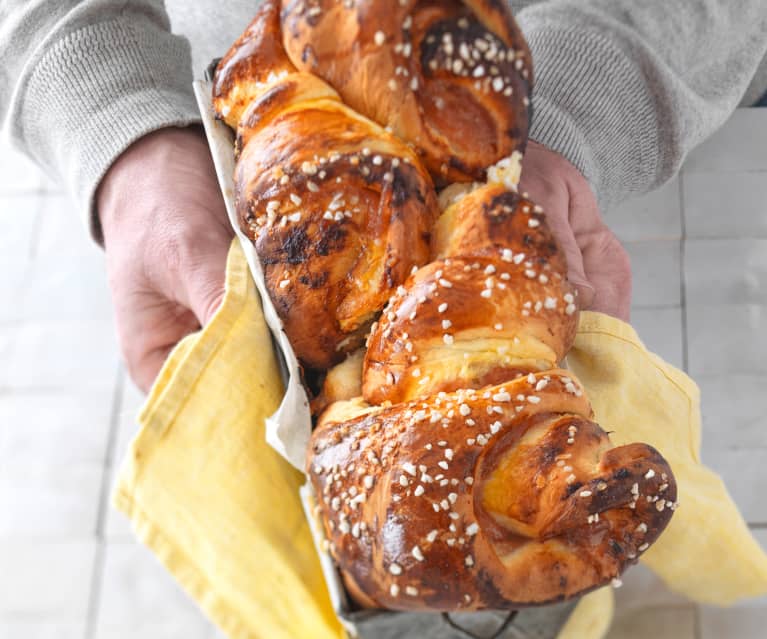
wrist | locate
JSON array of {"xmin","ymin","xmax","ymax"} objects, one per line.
[
  {"xmin": 526, "ymin": 140, "xmax": 588, "ymax": 187},
  {"xmin": 97, "ymin": 126, "xmax": 211, "ymax": 246}
]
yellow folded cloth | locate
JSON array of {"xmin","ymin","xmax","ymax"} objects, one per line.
[{"xmin": 114, "ymin": 241, "xmax": 767, "ymax": 639}]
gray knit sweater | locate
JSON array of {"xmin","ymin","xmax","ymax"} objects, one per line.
[{"xmin": 2, "ymin": 1, "xmax": 767, "ymax": 235}]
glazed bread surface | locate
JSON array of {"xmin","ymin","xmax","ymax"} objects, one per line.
[
  {"xmin": 310, "ymin": 370, "xmax": 676, "ymax": 610},
  {"xmin": 213, "ymin": 0, "xmax": 439, "ymax": 369},
  {"xmin": 281, "ymin": 0, "xmax": 532, "ymax": 185},
  {"xmin": 213, "ymin": 0, "xmax": 678, "ymax": 614},
  {"xmin": 363, "ymin": 185, "xmax": 578, "ymax": 405}
]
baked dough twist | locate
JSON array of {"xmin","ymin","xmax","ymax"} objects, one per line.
[
  {"xmin": 363, "ymin": 184, "xmax": 579, "ymax": 405},
  {"xmin": 281, "ymin": 0, "xmax": 532, "ymax": 185},
  {"xmin": 214, "ymin": 0, "xmax": 439, "ymax": 369},
  {"xmin": 310, "ymin": 370, "xmax": 677, "ymax": 610}
]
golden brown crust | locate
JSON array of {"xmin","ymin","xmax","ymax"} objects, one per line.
[
  {"xmin": 281, "ymin": 0, "xmax": 532, "ymax": 185},
  {"xmin": 431, "ymin": 184, "xmax": 562, "ymax": 264},
  {"xmin": 236, "ymin": 104, "xmax": 438, "ymax": 368},
  {"xmin": 212, "ymin": 2, "xmax": 295, "ymax": 129},
  {"xmin": 363, "ymin": 186, "xmax": 578, "ymax": 405},
  {"xmin": 308, "ymin": 371, "xmax": 677, "ymax": 610},
  {"xmin": 214, "ymin": 0, "xmax": 439, "ymax": 369}
]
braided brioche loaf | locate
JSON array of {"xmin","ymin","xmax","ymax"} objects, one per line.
[{"xmin": 214, "ymin": 0, "xmax": 677, "ymax": 614}]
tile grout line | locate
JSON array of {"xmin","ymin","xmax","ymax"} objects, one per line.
[
  {"xmin": 631, "ymin": 303, "xmax": 685, "ymax": 310},
  {"xmin": 94, "ymin": 362, "xmax": 125, "ymax": 534},
  {"xmin": 27, "ymin": 190, "xmax": 44, "ymax": 261},
  {"xmin": 679, "ymin": 171, "xmax": 690, "ymax": 374},
  {"xmin": 84, "ymin": 362, "xmax": 125, "ymax": 639},
  {"xmin": 693, "ymin": 604, "xmax": 702, "ymax": 639}
]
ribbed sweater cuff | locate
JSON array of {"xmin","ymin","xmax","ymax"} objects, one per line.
[
  {"xmin": 519, "ymin": 11, "xmax": 663, "ymax": 210},
  {"xmin": 18, "ymin": 15, "xmax": 201, "ymax": 241}
]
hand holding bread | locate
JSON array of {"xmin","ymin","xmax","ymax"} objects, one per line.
[{"xmin": 98, "ymin": 127, "xmax": 232, "ymax": 392}]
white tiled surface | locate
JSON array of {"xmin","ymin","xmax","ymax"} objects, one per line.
[
  {"xmin": 686, "ymin": 305, "xmax": 766, "ymax": 376},
  {"xmin": 0, "ymin": 147, "xmax": 46, "ymax": 194},
  {"xmin": 0, "ymin": 622, "xmax": 87, "ymax": 639},
  {"xmin": 697, "ymin": 530, "xmax": 767, "ymax": 639},
  {"xmin": 685, "ymin": 239, "xmax": 767, "ymax": 305},
  {"xmin": 0, "ymin": 388, "xmax": 114, "ymax": 465},
  {"xmin": 683, "ymin": 173, "xmax": 767, "ymax": 238},
  {"xmin": 683, "ymin": 110, "xmax": 767, "ymax": 172},
  {"xmin": 605, "ymin": 178, "xmax": 682, "ymax": 242},
  {"xmin": 0, "ymin": 461, "xmax": 103, "ymax": 536},
  {"xmin": 1, "ymin": 110, "xmax": 766, "ymax": 638},
  {"xmin": 0, "ymin": 540, "xmax": 97, "ymax": 618},
  {"xmin": 625, "ymin": 240, "xmax": 682, "ymax": 308}
]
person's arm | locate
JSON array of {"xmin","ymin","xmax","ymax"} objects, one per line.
[
  {"xmin": 0, "ymin": 0, "xmax": 201, "ymax": 239},
  {"xmin": 516, "ymin": 0, "xmax": 767, "ymax": 210},
  {"xmin": 1, "ymin": 1, "xmax": 232, "ymax": 392}
]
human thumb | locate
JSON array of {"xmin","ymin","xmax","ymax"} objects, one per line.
[{"xmin": 178, "ymin": 231, "xmax": 231, "ymax": 327}]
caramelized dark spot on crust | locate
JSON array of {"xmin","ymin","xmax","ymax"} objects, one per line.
[
  {"xmin": 565, "ymin": 482, "xmax": 584, "ymax": 497},
  {"xmin": 315, "ymin": 225, "xmax": 348, "ymax": 257},
  {"xmin": 475, "ymin": 569, "xmax": 509, "ymax": 609},
  {"xmin": 298, "ymin": 272, "xmax": 329, "ymax": 288},
  {"xmin": 281, "ymin": 227, "xmax": 311, "ymax": 264}
]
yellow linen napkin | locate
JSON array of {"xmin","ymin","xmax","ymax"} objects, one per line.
[
  {"xmin": 113, "ymin": 241, "xmax": 343, "ymax": 639},
  {"xmin": 113, "ymin": 240, "xmax": 767, "ymax": 639}
]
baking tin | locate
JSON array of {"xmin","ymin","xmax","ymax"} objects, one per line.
[{"xmin": 193, "ymin": 64, "xmax": 578, "ymax": 638}]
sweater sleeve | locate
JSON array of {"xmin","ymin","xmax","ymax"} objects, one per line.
[
  {"xmin": 0, "ymin": 0, "xmax": 202, "ymax": 239},
  {"xmin": 515, "ymin": 0, "xmax": 767, "ymax": 209}
]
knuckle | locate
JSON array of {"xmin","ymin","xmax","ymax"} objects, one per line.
[
  {"xmin": 610, "ymin": 235, "xmax": 632, "ymax": 270},
  {"xmin": 593, "ymin": 229, "xmax": 631, "ymax": 271}
]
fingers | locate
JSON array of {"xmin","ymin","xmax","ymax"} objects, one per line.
[
  {"xmin": 578, "ymin": 229, "xmax": 632, "ymax": 321},
  {"xmin": 521, "ymin": 140, "xmax": 632, "ymax": 320},
  {"xmin": 113, "ymin": 290, "xmax": 201, "ymax": 393},
  {"xmin": 566, "ymin": 174, "xmax": 632, "ymax": 321},
  {"xmin": 121, "ymin": 229, "xmax": 229, "ymax": 392},
  {"xmin": 177, "ymin": 225, "xmax": 230, "ymax": 326},
  {"xmin": 534, "ymin": 196, "xmax": 596, "ymax": 310},
  {"xmin": 542, "ymin": 213, "xmax": 597, "ymax": 309},
  {"xmin": 518, "ymin": 142, "xmax": 595, "ymax": 310}
]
